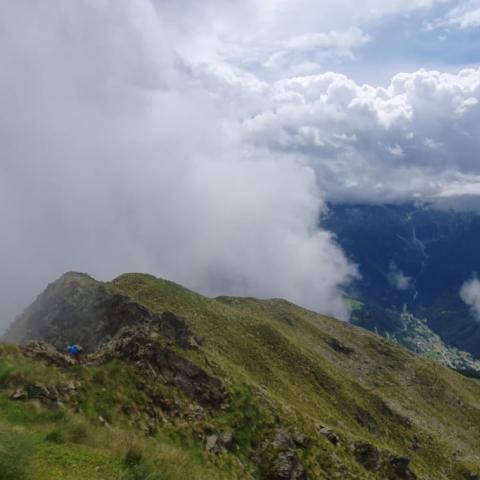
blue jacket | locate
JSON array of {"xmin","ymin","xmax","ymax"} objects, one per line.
[{"xmin": 67, "ymin": 345, "xmax": 80, "ymax": 355}]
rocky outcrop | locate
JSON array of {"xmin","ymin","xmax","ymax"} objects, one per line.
[
  {"xmin": 4, "ymin": 273, "xmax": 201, "ymax": 356},
  {"xmin": 26, "ymin": 383, "xmax": 60, "ymax": 402},
  {"xmin": 205, "ymin": 431, "xmax": 234, "ymax": 454},
  {"xmin": 354, "ymin": 442, "xmax": 381, "ymax": 471},
  {"xmin": 154, "ymin": 311, "xmax": 201, "ymax": 349},
  {"xmin": 19, "ymin": 341, "xmax": 72, "ymax": 367},
  {"xmin": 327, "ymin": 337, "xmax": 355, "ymax": 356},
  {"xmin": 268, "ymin": 450, "xmax": 307, "ymax": 480},
  {"xmin": 258, "ymin": 428, "xmax": 308, "ymax": 480},
  {"xmin": 11, "ymin": 380, "xmax": 79, "ymax": 405},
  {"xmin": 92, "ymin": 326, "xmax": 228, "ymax": 408},
  {"xmin": 7, "ymin": 277, "xmax": 224, "ymax": 409},
  {"xmin": 354, "ymin": 442, "xmax": 417, "ymax": 479},
  {"xmin": 3, "ymin": 272, "xmax": 152, "ymax": 352}
]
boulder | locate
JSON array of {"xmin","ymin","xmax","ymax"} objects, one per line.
[
  {"xmin": 205, "ymin": 431, "xmax": 234, "ymax": 454},
  {"xmin": 319, "ymin": 427, "xmax": 341, "ymax": 446},
  {"xmin": 354, "ymin": 442, "xmax": 417, "ymax": 479},
  {"xmin": 26, "ymin": 383, "xmax": 59, "ymax": 403},
  {"xmin": 387, "ymin": 455, "xmax": 416, "ymax": 480},
  {"xmin": 11, "ymin": 388, "xmax": 27, "ymax": 400},
  {"xmin": 354, "ymin": 442, "xmax": 381, "ymax": 471},
  {"xmin": 269, "ymin": 450, "xmax": 307, "ymax": 480}
]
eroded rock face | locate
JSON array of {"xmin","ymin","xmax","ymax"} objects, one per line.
[
  {"xmin": 205, "ymin": 431, "xmax": 234, "ymax": 454},
  {"xmin": 4, "ymin": 273, "xmax": 201, "ymax": 355},
  {"xmin": 354, "ymin": 442, "xmax": 381, "ymax": 471},
  {"xmin": 259, "ymin": 428, "xmax": 309, "ymax": 480},
  {"xmin": 93, "ymin": 326, "xmax": 228, "ymax": 408},
  {"xmin": 26, "ymin": 383, "xmax": 59, "ymax": 402},
  {"xmin": 155, "ymin": 311, "xmax": 201, "ymax": 349},
  {"xmin": 6, "ymin": 272, "xmax": 225, "ymax": 410},
  {"xmin": 269, "ymin": 450, "xmax": 307, "ymax": 480},
  {"xmin": 354, "ymin": 442, "xmax": 417, "ymax": 479},
  {"xmin": 4, "ymin": 272, "xmax": 152, "ymax": 352},
  {"xmin": 20, "ymin": 341, "xmax": 71, "ymax": 367},
  {"xmin": 389, "ymin": 456, "xmax": 417, "ymax": 480}
]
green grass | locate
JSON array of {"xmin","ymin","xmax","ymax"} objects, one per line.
[
  {"xmin": 109, "ymin": 274, "xmax": 480, "ymax": 479},
  {"xmin": 0, "ymin": 272, "xmax": 480, "ymax": 479},
  {"xmin": 0, "ymin": 420, "xmax": 34, "ymax": 480}
]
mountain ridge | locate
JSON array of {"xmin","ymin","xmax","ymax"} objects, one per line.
[{"xmin": 0, "ymin": 272, "xmax": 480, "ymax": 479}]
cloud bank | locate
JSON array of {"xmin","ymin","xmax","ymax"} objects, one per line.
[
  {"xmin": 1, "ymin": 0, "xmax": 480, "ymax": 329},
  {"xmin": 0, "ymin": 1, "xmax": 358, "ymax": 328},
  {"xmin": 239, "ymin": 68, "xmax": 480, "ymax": 203}
]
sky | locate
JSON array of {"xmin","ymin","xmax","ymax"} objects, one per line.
[{"xmin": 1, "ymin": 0, "xmax": 480, "ymax": 329}]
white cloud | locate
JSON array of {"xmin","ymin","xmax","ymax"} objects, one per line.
[
  {"xmin": 460, "ymin": 276, "xmax": 480, "ymax": 319},
  {"xmin": 388, "ymin": 263, "xmax": 412, "ymax": 290},
  {"xmin": 152, "ymin": 0, "xmax": 446, "ymax": 79},
  {"xmin": 240, "ymin": 68, "xmax": 480, "ymax": 202},
  {"xmin": 0, "ymin": 0, "xmax": 477, "ymax": 330},
  {"xmin": 0, "ymin": 1, "xmax": 357, "ymax": 328},
  {"xmin": 436, "ymin": 181, "xmax": 480, "ymax": 197},
  {"xmin": 260, "ymin": 27, "xmax": 371, "ymax": 78},
  {"xmin": 427, "ymin": 1, "xmax": 480, "ymax": 31}
]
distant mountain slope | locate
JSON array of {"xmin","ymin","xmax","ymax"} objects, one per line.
[
  {"xmin": 1, "ymin": 272, "xmax": 480, "ymax": 479},
  {"xmin": 349, "ymin": 300, "xmax": 480, "ymax": 376},
  {"xmin": 324, "ymin": 203, "xmax": 480, "ymax": 356}
]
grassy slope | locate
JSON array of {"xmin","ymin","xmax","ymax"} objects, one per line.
[
  {"xmin": 0, "ymin": 273, "xmax": 479, "ymax": 479},
  {"xmin": 109, "ymin": 274, "xmax": 480, "ymax": 478},
  {"xmin": 0, "ymin": 343, "xmax": 227, "ymax": 480}
]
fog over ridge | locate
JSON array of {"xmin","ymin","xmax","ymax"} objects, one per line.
[
  {"xmin": 1, "ymin": 1, "xmax": 480, "ymax": 329},
  {"xmin": 0, "ymin": 1, "xmax": 357, "ymax": 328}
]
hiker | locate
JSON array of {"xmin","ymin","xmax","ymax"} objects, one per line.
[{"xmin": 67, "ymin": 344, "xmax": 83, "ymax": 365}]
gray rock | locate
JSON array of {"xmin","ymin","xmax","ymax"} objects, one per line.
[
  {"xmin": 354, "ymin": 442, "xmax": 381, "ymax": 471},
  {"xmin": 11, "ymin": 388, "xmax": 27, "ymax": 400},
  {"xmin": 388, "ymin": 455, "xmax": 416, "ymax": 479},
  {"xmin": 293, "ymin": 432, "xmax": 309, "ymax": 448},
  {"xmin": 206, "ymin": 434, "xmax": 219, "ymax": 452},
  {"xmin": 271, "ymin": 429, "xmax": 294, "ymax": 449},
  {"xmin": 319, "ymin": 427, "xmax": 340, "ymax": 445},
  {"xmin": 27, "ymin": 383, "xmax": 56, "ymax": 402},
  {"xmin": 205, "ymin": 430, "xmax": 234, "ymax": 454},
  {"xmin": 93, "ymin": 328, "xmax": 229, "ymax": 407},
  {"xmin": 269, "ymin": 450, "xmax": 307, "ymax": 480},
  {"xmin": 155, "ymin": 311, "xmax": 201, "ymax": 350},
  {"xmin": 64, "ymin": 381, "xmax": 77, "ymax": 391},
  {"xmin": 220, "ymin": 431, "xmax": 234, "ymax": 450},
  {"xmin": 19, "ymin": 341, "xmax": 71, "ymax": 367},
  {"xmin": 354, "ymin": 442, "xmax": 417, "ymax": 479}
]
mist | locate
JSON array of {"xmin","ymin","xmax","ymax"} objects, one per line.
[
  {"xmin": 2, "ymin": 1, "xmax": 480, "ymax": 331},
  {"xmin": 0, "ymin": 1, "xmax": 357, "ymax": 329}
]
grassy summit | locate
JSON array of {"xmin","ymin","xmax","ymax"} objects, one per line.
[{"xmin": 1, "ymin": 272, "xmax": 479, "ymax": 479}]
